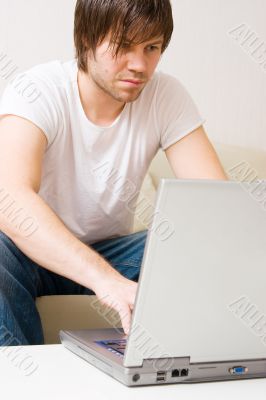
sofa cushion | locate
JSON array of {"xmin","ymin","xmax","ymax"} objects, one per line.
[
  {"xmin": 215, "ymin": 142, "xmax": 266, "ymax": 180},
  {"xmin": 133, "ymin": 142, "xmax": 266, "ymax": 232},
  {"xmin": 36, "ymin": 295, "xmax": 121, "ymax": 344},
  {"xmin": 148, "ymin": 143, "xmax": 266, "ymax": 188}
]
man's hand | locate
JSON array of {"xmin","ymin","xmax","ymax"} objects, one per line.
[{"xmin": 93, "ymin": 274, "xmax": 138, "ymax": 335}]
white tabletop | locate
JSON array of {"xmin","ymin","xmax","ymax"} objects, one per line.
[{"xmin": 0, "ymin": 344, "xmax": 265, "ymax": 400}]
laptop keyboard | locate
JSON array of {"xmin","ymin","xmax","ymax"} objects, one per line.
[{"xmin": 95, "ymin": 339, "xmax": 127, "ymax": 358}]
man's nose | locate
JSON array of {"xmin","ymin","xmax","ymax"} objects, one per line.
[{"xmin": 126, "ymin": 50, "xmax": 147, "ymax": 73}]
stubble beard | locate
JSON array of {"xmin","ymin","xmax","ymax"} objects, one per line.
[{"xmin": 89, "ymin": 67, "xmax": 144, "ymax": 103}]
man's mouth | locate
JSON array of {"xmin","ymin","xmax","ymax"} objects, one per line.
[{"xmin": 120, "ymin": 79, "xmax": 145, "ymax": 86}]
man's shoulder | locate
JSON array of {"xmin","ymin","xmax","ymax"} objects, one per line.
[
  {"xmin": 10, "ymin": 59, "xmax": 76, "ymax": 93},
  {"xmin": 143, "ymin": 70, "xmax": 183, "ymax": 91},
  {"xmin": 139, "ymin": 70, "xmax": 189, "ymax": 108}
]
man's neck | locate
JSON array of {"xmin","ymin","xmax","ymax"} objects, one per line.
[{"xmin": 77, "ymin": 70, "xmax": 125, "ymax": 127}]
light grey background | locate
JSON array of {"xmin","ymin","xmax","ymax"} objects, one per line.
[{"xmin": 0, "ymin": 0, "xmax": 266, "ymax": 150}]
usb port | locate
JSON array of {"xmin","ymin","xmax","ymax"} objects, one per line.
[{"xmin": 156, "ymin": 371, "xmax": 166, "ymax": 382}]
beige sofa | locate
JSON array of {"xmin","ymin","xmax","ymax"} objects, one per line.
[{"xmin": 36, "ymin": 142, "xmax": 266, "ymax": 344}]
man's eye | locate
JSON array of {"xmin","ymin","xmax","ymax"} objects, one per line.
[{"xmin": 146, "ymin": 45, "xmax": 159, "ymax": 52}]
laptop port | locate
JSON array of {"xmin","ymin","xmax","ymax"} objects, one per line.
[
  {"xmin": 132, "ymin": 374, "xmax": 140, "ymax": 382},
  {"xmin": 171, "ymin": 369, "xmax": 180, "ymax": 378},
  {"xmin": 156, "ymin": 371, "xmax": 166, "ymax": 382},
  {"xmin": 229, "ymin": 366, "xmax": 248, "ymax": 375},
  {"xmin": 181, "ymin": 368, "xmax": 189, "ymax": 377}
]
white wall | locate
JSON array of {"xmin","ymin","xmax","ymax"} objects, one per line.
[
  {"xmin": 1, "ymin": 0, "xmax": 266, "ymax": 150},
  {"xmin": 160, "ymin": 0, "xmax": 266, "ymax": 151},
  {"xmin": 0, "ymin": 0, "xmax": 76, "ymax": 92}
]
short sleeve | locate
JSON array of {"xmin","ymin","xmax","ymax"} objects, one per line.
[
  {"xmin": 155, "ymin": 72, "xmax": 205, "ymax": 150},
  {"xmin": 0, "ymin": 71, "xmax": 60, "ymax": 147}
]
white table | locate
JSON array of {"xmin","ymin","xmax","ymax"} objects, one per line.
[{"xmin": 0, "ymin": 344, "xmax": 265, "ymax": 400}]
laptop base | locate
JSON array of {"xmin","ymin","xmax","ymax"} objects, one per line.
[{"xmin": 60, "ymin": 329, "xmax": 266, "ymax": 387}]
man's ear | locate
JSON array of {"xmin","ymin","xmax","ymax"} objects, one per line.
[{"xmin": 82, "ymin": 37, "xmax": 97, "ymax": 61}]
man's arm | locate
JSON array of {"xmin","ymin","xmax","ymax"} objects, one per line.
[
  {"xmin": 165, "ymin": 126, "xmax": 228, "ymax": 180},
  {"xmin": 0, "ymin": 115, "xmax": 134, "ymax": 334}
]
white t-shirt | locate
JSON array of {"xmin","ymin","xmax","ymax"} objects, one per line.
[{"xmin": 0, "ymin": 59, "xmax": 204, "ymax": 244}]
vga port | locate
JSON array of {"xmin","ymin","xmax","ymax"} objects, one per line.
[{"xmin": 229, "ymin": 366, "xmax": 248, "ymax": 375}]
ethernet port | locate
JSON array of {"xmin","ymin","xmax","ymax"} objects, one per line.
[
  {"xmin": 171, "ymin": 369, "xmax": 180, "ymax": 378},
  {"xmin": 181, "ymin": 369, "xmax": 189, "ymax": 377}
]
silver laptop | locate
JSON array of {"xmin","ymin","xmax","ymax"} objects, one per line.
[{"xmin": 60, "ymin": 179, "xmax": 266, "ymax": 386}]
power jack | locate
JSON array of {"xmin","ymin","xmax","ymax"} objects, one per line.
[{"xmin": 132, "ymin": 374, "xmax": 140, "ymax": 382}]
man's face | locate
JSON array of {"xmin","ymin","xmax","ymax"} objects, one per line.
[{"xmin": 86, "ymin": 33, "xmax": 164, "ymax": 103}]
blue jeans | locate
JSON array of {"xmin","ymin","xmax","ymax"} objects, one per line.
[{"xmin": 0, "ymin": 229, "xmax": 147, "ymax": 346}]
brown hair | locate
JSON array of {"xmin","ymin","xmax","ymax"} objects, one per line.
[{"xmin": 74, "ymin": 0, "xmax": 174, "ymax": 72}]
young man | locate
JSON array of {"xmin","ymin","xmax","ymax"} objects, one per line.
[{"xmin": 0, "ymin": 0, "xmax": 226, "ymax": 345}]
